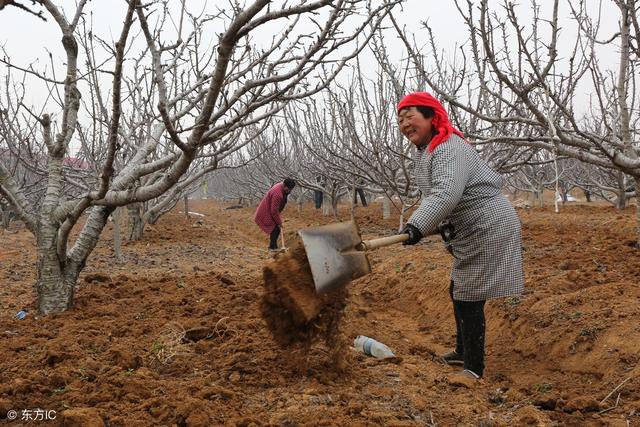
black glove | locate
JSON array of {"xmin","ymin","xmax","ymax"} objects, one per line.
[
  {"xmin": 401, "ymin": 223, "xmax": 423, "ymax": 245},
  {"xmin": 437, "ymin": 220, "xmax": 456, "ymax": 242}
]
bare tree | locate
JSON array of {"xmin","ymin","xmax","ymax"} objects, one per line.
[
  {"xmin": 273, "ymin": 62, "xmax": 421, "ymax": 226},
  {"xmin": 565, "ymin": 163, "xmax": 636, "ymax": 208},
  {"xmin": 392, "ymin": 0, "xmax": 640, "ymax": 244},
  {"xmin": 0, "ymin": 0, "xmax": 401, "ymax": 314},
  {"xmin": 0, "ymin": 0, "xmax": 45, "ymax": 20}
]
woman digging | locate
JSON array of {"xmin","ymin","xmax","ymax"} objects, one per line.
[
  {"xmin": 254, "ymin": 178, "xmax": 296, "ymax": 252},
  {"xmin": 397, "ymin": 92, "xmax": 524, "ymax": 380}
]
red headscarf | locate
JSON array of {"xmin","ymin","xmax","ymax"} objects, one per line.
[{"xmin": 397, "ymin": 92, "xmax": 464, "ymax": 153}]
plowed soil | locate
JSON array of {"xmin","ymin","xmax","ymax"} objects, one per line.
[{"xmin": 1, "ymin": 199, "xmax": 639, "ymax": 426}]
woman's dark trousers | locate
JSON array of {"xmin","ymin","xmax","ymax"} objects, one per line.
[
  {"xmin": 450, "ymin": 281, "xmax": 486, "ymax": 376},
  {"xmin": 314, "ymin": 191, "xmax": 323, "ymax": 209},
  {"xmin": 269, "ymin": 226, "xmax": 281, "ymax": 250},
  {"xmin": 353, "ymin": 188, "xmax": 367, "ymax": 206}
]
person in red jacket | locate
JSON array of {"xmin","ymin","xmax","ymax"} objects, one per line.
[{"xmin": 254, "ymin": 178, "xmax": 296, "ymax": 251}]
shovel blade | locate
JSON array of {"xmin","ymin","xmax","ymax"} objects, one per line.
[{"xmin": 298, "ymin": 220, "xmax": 371, "ymax": 293}]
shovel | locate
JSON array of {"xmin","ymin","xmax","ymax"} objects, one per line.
[{"xmin": 298, "ymin": 220, "xmax": 409, "ymax": 294}]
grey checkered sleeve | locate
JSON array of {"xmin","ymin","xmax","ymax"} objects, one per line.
[
  {"xmin": 408, "ymin": 141, "xmax": 470, "ymax": 235},
  {"xmin": 406, "ymin": 135, "xmax": 524, "ymax": 301}
]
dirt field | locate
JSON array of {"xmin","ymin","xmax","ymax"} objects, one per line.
[{"xmin": 1, "ymin": 199, "xmax": 639, "ymax": 426}]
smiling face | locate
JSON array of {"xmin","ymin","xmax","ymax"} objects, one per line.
[{"xmin": 397, "ymin": 106, "xmax": 435, "ymax": 147}]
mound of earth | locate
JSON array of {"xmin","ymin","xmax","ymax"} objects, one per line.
[{"xmin": 0, "ymin": 199, "xmax": 638, "ymax": 426}]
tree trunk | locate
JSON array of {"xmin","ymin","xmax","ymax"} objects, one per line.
[
  {"xmin": 36, "ymin": 157, "xmax": 76, "ymax": 314},
  {"xmin": 183, "ymin": 195, "xmax": 189, "ymax": 219},
  {"xmin": 201, "ymin": 181, "xmax": 208, "ymax": 199},
  {"xmin": 349, "ymin": 185, "xmax": 356, "ymax": 219},
  {"xmin": 398, "ymin": 201, "xmax": 408, "ymax": 232},
  {"xmin": 616, "ymin": 173, "xmax": 627, "ymax": 209},
  {"xmin": 322, "ymin": 192, "xmax": 330, "ymax": 216},
  {"xmin": 553, "ymin": 155, "xmax": 560, "ymax": 213},
  {"xmin": 127, "ymin": 203, "xmax": 145, "ymax": 241},
  {"xmin": 36, "ymin": 205, "xmax": 114, "ymax": 314},
  {"xmin": 36, "ymin": 233, "xmax": 76, "ymax": 314},
  {"xmin": 113, "ymin": 208, "xmax": 122, "ymax": 262},
  {"xmin": 144, "ymin": 193, "xmax": 181, "ymax": 226},
  {"xmin": 331, "ymin": 195, "xmax": 339, "ymax": 220},
  {"xmin": 37, "ymin": 270, "xmax": 77, "ymax": 314},
  {"xmin": 0, "ymin": 202, "xmax": 14, "ymax": 229},
  {"xmin": 382, "ymin": 196, "xmax": 391, "ymax": 220},
  {"xmin": 615, "ymin": 186, "xmax": 626, "ymax": 209},
  {"xmin": 1, "ymin": 211, "xmax": 9, "ymax": 229},
  {"xmin": 635, "ymin": 178, "xmax": 640, "ymax": 248},
  {"xmin": 536, "ymin": 184, "xmax": 544, "ymax": 208}
]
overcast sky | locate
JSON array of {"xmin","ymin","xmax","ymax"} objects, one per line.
[
  {"xmin": 0, "ymin": 0, "xmax": 620, "ymax": 89},
  {"xmin": 0, "ymin": 1, "xmax": 466, "ymax": 132},
  {"xmin": 0, "ymin": 1, "xmax": 464, "ymax": 73},
  {"xmin": 0, "ymin": 0, "xmax": 622, "ymax": 148}
]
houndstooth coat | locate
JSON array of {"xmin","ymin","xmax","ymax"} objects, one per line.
[{"xmin": 408, "ymin": 134, "xmax": 524, "ymax": 301}]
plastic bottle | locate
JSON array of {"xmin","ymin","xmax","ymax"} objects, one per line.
[
  {"xmin": 15, "ymin": 310, "xmax": 28, "ymax": 320},
  {"xmin": 353, "ymin": 335, "xmax": 395, "ymax": 359}
]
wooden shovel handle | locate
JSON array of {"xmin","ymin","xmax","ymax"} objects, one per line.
[{"xmin": 357, "ymin": 233, "xmax": 409, "ymax": 251}]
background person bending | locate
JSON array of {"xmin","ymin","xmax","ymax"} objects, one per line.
[{"xmin": 254, "ymin": 178, "xmax": 296, "ymax": 252}]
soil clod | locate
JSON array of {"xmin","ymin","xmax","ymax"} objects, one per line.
[{"xmin": 261, "ymin": 240, "xmax": 349, "ymax": 366}]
